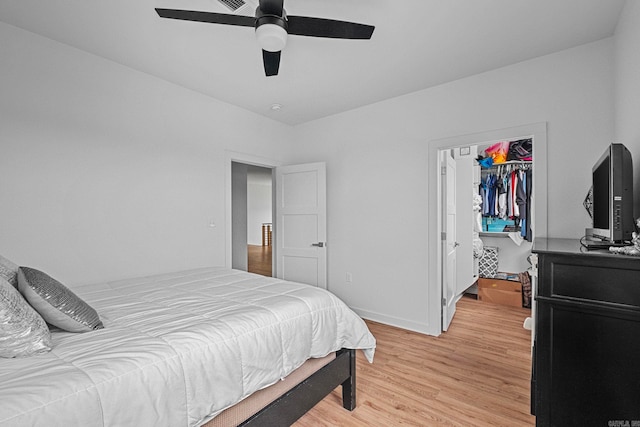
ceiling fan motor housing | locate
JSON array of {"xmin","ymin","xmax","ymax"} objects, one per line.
[{"xmin": 255, "ymin": 10, "xmax": 288, "ymax": 52}]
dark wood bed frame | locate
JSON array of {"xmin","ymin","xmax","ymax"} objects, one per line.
[{"xmin": 239, "ymin": 349, "xmax": 357, "ymax": 426}]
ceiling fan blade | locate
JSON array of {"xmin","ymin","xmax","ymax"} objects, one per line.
[
  {"xmin": 258, "ymin": 0, "xmax": 284, "ymax": 16},
  {"xmin": 287, "ymin": 16, "xmax": 374, "ymax": 39},
  {"xmin": 262, "ymin": 50, "xmax": 281, "ymax": 76},
  {"xmin": 155, "ymin": 8, "xmax": 256, "ymax": 27}
]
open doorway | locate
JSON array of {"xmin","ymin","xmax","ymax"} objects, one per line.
[
  {"xmin": 227, "ymin": 155, "xmax": 327, "ymax": 287},
  {"xmin": 247, "ymin": 165, "xmax": 273, "ymax": 276},
  {"xmin": 231, "ymin": 162, "xmax": 273, "ymax": 277},
  {"xmin": 427, "ymin": 123, "xmax": 548, "ymax": 336}
]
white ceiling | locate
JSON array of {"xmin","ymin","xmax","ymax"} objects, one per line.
[{"xmin": 0, "ymin": 0, "xmax": 625, "ymax": 125}]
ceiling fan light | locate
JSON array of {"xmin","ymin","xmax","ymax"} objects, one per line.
[{"xmin": 256, "ymin": 23, "xmax": 287, "ymax": 52}]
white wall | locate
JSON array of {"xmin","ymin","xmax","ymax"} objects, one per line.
[
  {"xmin": 291, "ymin": 39, "xmax": 615, "ymax": 334},
  {"xmin": 232, "ymin": 162, "xmax": 248, "ymax": 270},
  {"xmin": 0, "ymin": 22, "xmax": 293, "ymax": 285},
  {"xmin": 247, "ymin": 167, "xmax": 273, "ymax": 246},
  {"xmin": 614, "ymin": 0, "xmax": 640, "ymax": 216},
  {"xmin": 0, "ymin": 18, "xmax": 623, "ymax": 336},
  {"xmin": 247, "ymin": 184, "xmax": 272, "ymax": 245}
]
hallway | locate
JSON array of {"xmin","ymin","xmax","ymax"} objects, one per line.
[{"xmin": 247, "ymin": 244, "xmax": 272, "ymax": 277}]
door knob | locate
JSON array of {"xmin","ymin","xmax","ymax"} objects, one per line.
[{"xmin": 311, "ymin": 242, "xmax": 325, "ymax": 247}]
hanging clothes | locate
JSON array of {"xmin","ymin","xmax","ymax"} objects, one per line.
[
  {"xmin": 516, "ymin": 170, "xmax": 527, "ymax": 237},
  {"xmin": 479, "ymin": 162, "xmax": 532, "ymax": 240},
  {"xmin": 497, "ymin": 178, "xmax": 507, "ymax": 220},
  {"xmin": 525, "ymin": 168, "xmax": 533, "ymax": 241}
]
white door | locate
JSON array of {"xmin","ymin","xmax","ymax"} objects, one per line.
[
  {"xmin": 275, "ymin": 162, "xmax": 327, "ymax": 288},
  {"xmin": 442, "ymin": 150, "xmax": 458, "ymax": 331},
  {"xmin": 454, "ymin": 147, "xmax": 478, "ymax": 294}
]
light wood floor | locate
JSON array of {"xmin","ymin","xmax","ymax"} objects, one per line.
[
  {"xmin": 245, "ymin": 244, "xmax": 533, "ymax": 425},
  {"xmin": 295, "ymin": 297, "xmax": 535, "ymax": 427},
  {"xmin": 247, "ymin": 244, "xmax": 272, "ymax": 277}
]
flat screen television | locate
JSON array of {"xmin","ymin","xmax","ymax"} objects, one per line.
[{"xmin": 586, "ymin": 143, "xmax": 634, "ymax": 243}]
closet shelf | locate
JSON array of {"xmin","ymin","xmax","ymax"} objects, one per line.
[
  {"xmin": 480, "ymin": 232, "xmax": 516, "ymax": 238},
  {"xmin": 480, "ymin": 160, "xmax": 531, "ymax": 171}
]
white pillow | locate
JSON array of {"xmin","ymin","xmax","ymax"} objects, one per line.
[
  {"xmin": 0, "ymin": 277, "xmax": 52, "ymax": 358},
  {"xmin": 18, "ymin": 267, "xmax": 104, "ymax": 333},
  {"xmin": 0, "ymin": 254, "xmax": 19, "ymax": 289}
]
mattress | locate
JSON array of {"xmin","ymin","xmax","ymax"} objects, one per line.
[
  {"xmin": 203, "ymin": 352, "xmax": 336, "ymax": 427},
  {"xmin": 0, "ymin": 268, "xmax": 376, "ymax": 427}
]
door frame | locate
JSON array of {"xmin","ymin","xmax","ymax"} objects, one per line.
[
  {"xmin": 225, "ymin": 150, "xmax": 281, "ymax": 271},
  {"xmin": 427, "ymin": 122, "xmax": 548, "ymax": 336}
]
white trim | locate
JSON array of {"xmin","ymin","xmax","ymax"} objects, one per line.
[
  {"xmin": 351, "ymin": 307, "xmax": 431, "ymax": 335},
  {"xmin": 427, "ymin": 122, "xmax": 548, "ymax": 336},
  {"xmin": 225, "ymin": 150, "xmax": 281, "ymax": 269}
]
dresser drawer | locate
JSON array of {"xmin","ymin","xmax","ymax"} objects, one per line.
[{"xmin": 547, "ymin": 261, "xmax": 640, "ymax": 309}]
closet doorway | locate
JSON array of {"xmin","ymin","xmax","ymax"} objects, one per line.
[{"xmin": 427, "ymin": 123, "xmax": 548, "ymax": 335}]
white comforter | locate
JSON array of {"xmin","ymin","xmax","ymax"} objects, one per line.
[{"xmin": 0, "ymin": 268, "xmax": 376, "ymax": 427}]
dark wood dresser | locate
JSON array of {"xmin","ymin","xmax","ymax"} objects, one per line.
[{"xmin": 532, "ymin": 238, "xmax": 640, "ymax": 426}]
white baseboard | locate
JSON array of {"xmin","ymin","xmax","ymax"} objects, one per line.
[{"xmin": 350, "ymin": 306, "xmax": 440, "ymax": 336}]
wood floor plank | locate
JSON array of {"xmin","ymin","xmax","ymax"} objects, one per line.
[
  {"xmin": 247, "ymin": 244, "xmax": 272, "ymax": 277},
  {"xmin": 294, "ymin": 296, "xmax": 535, "ymax": 426}
]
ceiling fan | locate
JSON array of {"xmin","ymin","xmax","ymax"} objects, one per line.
[{"xmin": 155, "ymin": 0, "xmax": 375, "ymax": 76}]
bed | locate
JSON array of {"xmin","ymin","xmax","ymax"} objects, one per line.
[{"xmin": 0, "ymin": 266, "xmax": 376, "ymax": 426}]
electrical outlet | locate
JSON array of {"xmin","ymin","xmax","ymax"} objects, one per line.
[{"xmin": 346, "ymin": 272, "xmax": 352, "ymax": 283}]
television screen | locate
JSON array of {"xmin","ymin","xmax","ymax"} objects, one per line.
[
  {"xmin": 586, "ymin": 143, "xmax": 634, "ymax": 243},
  {"xmin": 592, "ymin": 153, "xmax": 610, "ymax": 230}
]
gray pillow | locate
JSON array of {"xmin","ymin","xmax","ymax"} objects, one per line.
[
  {"xmin": 18, "ymin": 267, "xmax": 104, "ymax": 333},
  {"xmin": 0, "ymin": 254, "xmax": 19, "ymax": 289},
  {"xmin": 0, "ymin": 277, "xmax": 52, "ymax": 358}
]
